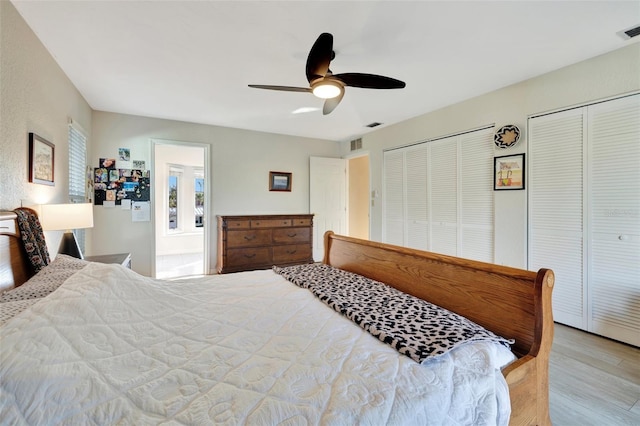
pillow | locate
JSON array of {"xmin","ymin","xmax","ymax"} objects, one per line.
[
  {"xmin": 0, "ymin": 254, "xmax": 88, "ymax": 303},
  {"xmin": 0, "ymin": 298, "xmax": 41, "ymax": 325}
]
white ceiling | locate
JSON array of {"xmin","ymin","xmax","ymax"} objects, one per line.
[{"xmin": 11, "ymin": 1, "xmax": 640, "ymax": 142}]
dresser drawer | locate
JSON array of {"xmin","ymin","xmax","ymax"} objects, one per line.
[
  {"xmin": 226, "ymin": 220, "xmax": 250, "ymax": 229},
  {"xmin": 227, "ymin": 230, "xmax": 271, "ymax": 248},
  {"xmin": 272, "ymin": 244, "xmax": 312, "ymax": 263},
  {"xmin": 272, "ymin": 227, "xmax": 311, "ymax": 244},
  {"xmin": 292, "ymin": 218, "xmax": 312, "ymax": 227},
  {"xmin": 251, "ymin": 218, "xmax": 291, "ymax": 228},
  {"xmin": 227, "ymin": 248, "xmax": 271, "ymax": 267}
]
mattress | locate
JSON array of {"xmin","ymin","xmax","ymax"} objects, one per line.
[{"xmin": 0, "ymin": 262, "xmax": 515, "ymax": 425}]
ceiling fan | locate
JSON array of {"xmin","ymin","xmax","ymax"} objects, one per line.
[{"xmin": 248, "ymin": 32, "xmax": 406, "ymax": 115}]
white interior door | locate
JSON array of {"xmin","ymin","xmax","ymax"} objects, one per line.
[{"xmin": 310, "ymin": 156, "xmax": 347, "ymax": 261}]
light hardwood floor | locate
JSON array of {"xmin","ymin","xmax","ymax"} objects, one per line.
[{"xmin": 549, "ymin": 323, "xmax": 640, "ymax": 425}]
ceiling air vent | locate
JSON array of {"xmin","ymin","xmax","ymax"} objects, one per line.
[
  {"xmin": 350, "ymin": 138, "xmax": 363, "ymax": 151},
  {"xmin": 366, "ymin": 122, "xmax": 382, "ymax": 128},
  {"xmin": 618, "ymin": 24, "xmax": 640, "ymax": 40}
]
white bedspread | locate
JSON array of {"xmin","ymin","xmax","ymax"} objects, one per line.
[{"xmin": 0, "ymin": 263, "xmax": 513, "ymax": 425}]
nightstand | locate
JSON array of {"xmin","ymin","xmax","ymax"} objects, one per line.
[{"xmin": 85, "ymin": 253, "xmax": 132, "ymax": 269}]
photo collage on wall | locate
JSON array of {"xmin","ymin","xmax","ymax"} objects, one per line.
[{"xmin": 94, "ymin": 155, "xmax": 150, "ymax": 205}]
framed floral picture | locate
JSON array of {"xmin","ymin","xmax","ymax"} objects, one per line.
[{"xmin": 494, "ymin": 153, "xmax": 525, "ymax": 190}]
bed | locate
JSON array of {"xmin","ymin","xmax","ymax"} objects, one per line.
[{"xmin": 0, "ymin": 210, "xmax": 554, "ymax": 425}]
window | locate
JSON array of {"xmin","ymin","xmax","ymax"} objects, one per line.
[
  {"xmin": 68, "ymin": 121, "xmax": 87, "ymax": 251},
  {"xmin": 167, "ymin": 165, "xmax": 203, "ymax": 233},
  {"xmin": 168, "ymin": 173, "xmax": 179, "ymax": 230},
  {"xmin": 195, "ymin": 175, "xmax": 204, "ymax": 228}
]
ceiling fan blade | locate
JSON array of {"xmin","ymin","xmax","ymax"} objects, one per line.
[
  {"xmin": 248, "ymin": 84, "xmax": 311, "ymax": 93},
  {"xmin": 334, "ymin": 73, "xmax": 405, "ymax": 89},
  {"xmin": 306, "ymin": 33, "xmax": 333, "ymax": 83},
  {"xmin": 323, "ymin": 89, "xmax": 345, "ymax": 115}
]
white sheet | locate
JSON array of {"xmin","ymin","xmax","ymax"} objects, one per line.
[{"xmin": 0, "ymin": 263, "xmax": 514, "ymax": 425}]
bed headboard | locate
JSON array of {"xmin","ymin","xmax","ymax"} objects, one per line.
[
  {"xmin": 322, "ymin": 231, "xmax": 554, "ymax": 359},
  {"xmin": 0, "ymin": 211, "xmax": 35, "ymax": 291}
]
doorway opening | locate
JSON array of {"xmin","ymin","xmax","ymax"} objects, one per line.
[
  {"xmin": 348, "ymin": 154, "xmax": 370, "ymax": 240},
  {"xmin": 309, "ymin": 154, "xmax": 370, "ymax": 261},
  {"xmin": 152, "ymin": 140, "xmax": 209, "ymax": 279}
]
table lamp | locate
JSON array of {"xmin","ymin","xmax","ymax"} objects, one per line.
[{"xmin": 40, "ymin": 203, "xmax": 94, "ymax": 259}]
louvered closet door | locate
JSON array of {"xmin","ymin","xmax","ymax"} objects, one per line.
[
  {"xmin": 429, "ymin": 138, "xmax": 458, "ymax": 256},
  {"xmin": 588, "ymin": 95, "xmax": 640, "ymax": 346},
  {"xmin": 530, "ymin": 94, "xmax": 640, "ymax": 346},
  {"xmin": 405, "ymin": 145, "xmax": 429, "ymax": 250},
  {"xmin": 383, "ymin": 150, "xmax": 405, "ymax": 245},
  {"xmin": 460, "ymin": 129, "xmax": 494, "ymax": 262},
  {"xmin": 529, "ymin": 108, "xmax": 586, "ymax": 329}
]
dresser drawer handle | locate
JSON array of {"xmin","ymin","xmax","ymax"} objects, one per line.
[
  {"xmin": 244, "ymin": 235, "xmax": 256, "ymax": 241},
  {"xmin": 287, "ymin": 233, "xmax": 297, "ymax": 238},
  {"xmin": 244, "ymin": 253, "xmax": 256, "ymax": 258},
  {"xmin": 286, "ymin": 249, "xmax": 297, "ymax": 254}
]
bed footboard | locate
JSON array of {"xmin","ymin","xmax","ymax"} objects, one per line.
[{"xmin": 322, "ymin": 231, "xmax": 554, "ymax": 426}]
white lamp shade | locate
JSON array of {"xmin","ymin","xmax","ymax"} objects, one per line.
[{"xmin": 40, "ymin": 203, "xmax": 94, "ymax": 231}]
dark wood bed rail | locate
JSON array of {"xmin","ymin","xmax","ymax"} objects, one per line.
[
  {"xmin": 323, "ymin": 231, "xmax": 554, "ymax": 426},
  {"xmin": 0, "ymin": 211, "xmax": 34, "ymax": 291}
]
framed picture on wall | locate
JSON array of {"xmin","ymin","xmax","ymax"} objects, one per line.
[
  {"xmin": 269, "ymin": 171, "xmax": 292, "ymax": 192},
  {"xmin": 494, "ymin": 153, "xmax": 525, "ymax": 190},
  {"xmin": 28, "ymin": 133, "xmax": 55, "ymax": 186}
]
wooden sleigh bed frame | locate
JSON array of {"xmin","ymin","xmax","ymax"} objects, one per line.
[
  {"xmin": 1, "ymin": 211, "xmax": 554, "ymax": 425},
  {"xmin": 322, "ymin": 232, "xmax": 554, "ymax": 426}
]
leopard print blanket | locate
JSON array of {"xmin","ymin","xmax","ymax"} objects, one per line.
[{"xmin": 274, "ymin": 263, "xmax": 513, "ymax": 364}]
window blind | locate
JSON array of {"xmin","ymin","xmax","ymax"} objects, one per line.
[
  {"xmin": 69, "ymin": 123, "xmax": 87, "ymax": 202},
  {"xmin": 68, "ymin": 122, "xmax": 87, "ymax": 251}
]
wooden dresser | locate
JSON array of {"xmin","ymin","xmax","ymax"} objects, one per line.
[{"xmin": 216, "ymin": 214, "xmax": 314, "ymax": 274}]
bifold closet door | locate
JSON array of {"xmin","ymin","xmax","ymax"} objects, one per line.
[
  {"xmin": 529, "ymin": 107, "xmax": 586, "ymax": 329},
  {"xmin": 383, "ymin": 150, "xmax": 405, "ymax": 246},
  {"xmin": 459, "ymin": 129, "xmax": 494, "ymax": 263},
  {"xmin": 405, "ymin": 145, "xmax": 429, "ymax": 250},
  {"xmin": 382, "ymin": 126, "xmax": 494, "ymax": 262},
  {"xmin": 429, "ymin": 139, "xmax": 458, "ymax": 256},
  {"xmin": 587, "ymin": 95, "xmax": 640, "ymax": 346},
  {"xmin": 529, "ymin": 94, "xmax": 639, "ymax": 346}
]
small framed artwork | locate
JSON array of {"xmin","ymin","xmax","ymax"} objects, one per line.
[
  {"xmin": 269, "ymin": 171, "xmax": 292, "ymax": 192},
  {"xmin": 28, "ymin": 133, "xmax": 55, "ymax": 186},
  {"xmin": 118, "ymin": 148, "xmax": 131, "ymax": 161},
  {"xmin": 494, "ymin": 153, "xmax": 525, "ymax": 190}
]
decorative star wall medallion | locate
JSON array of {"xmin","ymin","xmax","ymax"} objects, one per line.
[{"xmin": 494, "ymin": 125, "xmax": 521, "ymax": 149}]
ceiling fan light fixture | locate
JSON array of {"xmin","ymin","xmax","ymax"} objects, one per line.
[{"xmin": 312, "ymin": 80, "xmax": 342, "ymax": 99}]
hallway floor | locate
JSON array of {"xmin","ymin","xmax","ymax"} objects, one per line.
[{"xmin": 156, "ymin": 253, "xmax": 204, "ymax": 279}]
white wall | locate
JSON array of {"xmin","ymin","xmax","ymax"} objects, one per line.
[
  {"xmin": 343, "ymin": 43, "xmax": 640, "ymax": 269},
  {"xmin": 91, "ymin": 111, "xmax": 340, "ymax": 276},
  {"xmin": 0, "ymin": 1, "xmax": 92, "ymax": 256}
]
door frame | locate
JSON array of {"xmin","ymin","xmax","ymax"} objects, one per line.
[{"xmin": 151, "ymin": 139, "xmax": 211, "ymax": 277}]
